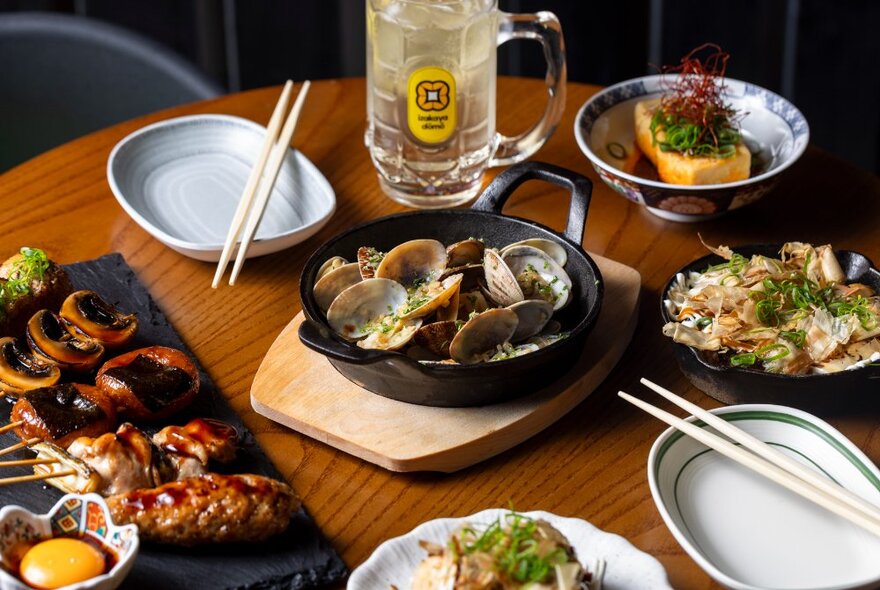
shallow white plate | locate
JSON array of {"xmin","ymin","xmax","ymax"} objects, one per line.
[
  {"xmin": 107, "ymin": 114, "xmax": 335, "ymax": 262},
  {"xmin": 649, "ymin": 404, "xmax": 880, "ymax": 590},
  {"xmin": 348, "ymin": 508, "xmax": 671, "ymax": 589}
]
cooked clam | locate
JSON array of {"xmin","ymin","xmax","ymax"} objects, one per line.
[
  {"xmin": 501, "ymin": 238, "xmax": 567, "ymax": 266},
  {"xmin": 316, "ymin": 256, "xmax": 347, "ymax": 281},
  {"xmin": 375, "ymin": 239, "xmax": 447, "ymax": 287},
  {"xmin": 397, "ymin": 274, "xmax": 463, "ymax": 320},
  {"xmin": 508, "ymin": 300, "xmax": 554, "ymax": 342},
  {"xmin": 314, "ymin": 234, "xmax": 578, "ymax": 365},
  {"xmin": 413, "ymin": 321, "xmax": 459, "ymax": 358},
  {"xmin": 446, "ymin": 239, "xmax": 485, "ymax": 267},
  {"xmin": 436, "ymin": 286, "xmax": 460, "ymax": 322},
  {"xmin": 457, "ymin": 290, "xmax": 491, "ymax": 318},
  {"xmin": 488, "ymin": 342, "xmax": 540, "ymax": 361},
  {"xmin": 449, "ymin": 308, "xmax": 519, "ymax": 365},
  {"xmin": 313, "ymin": 262, "xmax": 362, "ymax": 312},
  {"xmin": 26, "ymin": 310, "xmax": 104, "ymax": 372},
  {"xmin": 357, "ymin": 247, "xmax": 384, "ymax": 280},
  {"xmin": 326, "ymin": 278, "xmax": 408, "ymax": 340},
  {"xmin": 60, "ymin": 290, "xmax": 138, "ymax": 348},
  {"xmin": 440, "ymin": 263, "xmax": 483, "ymax": 291},
  {"xmin": 483, "ymin": 249, "xmax": 524, "ymax": 307},
  {"xmin": 0, "ymin": 336, "xmax": 61, "ymax": 396},
  {"xmin": 357, "ymin": 316, "xmax": 423, "ymax": 351},
  {"xmin": 502, "ymin": 245, "xmax": 572, "ymax": 310}
]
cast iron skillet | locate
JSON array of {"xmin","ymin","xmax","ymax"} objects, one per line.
[
  {"xmin": 298, "ymin": 161, "xmax": 604, "ymax": 407},
  {"xmin": 661, "ymin": 244, "xmax": 880, "ymax": 413}
]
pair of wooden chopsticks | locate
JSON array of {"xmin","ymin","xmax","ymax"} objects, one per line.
[
  {"xmin": 620, "ymin": 378, "xmax": 880, "ymax": 538},
  {"xmin": 212, "ymin": 79, "xmax": 311, "ymax": 288}
]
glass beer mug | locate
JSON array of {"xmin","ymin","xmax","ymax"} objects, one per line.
[{"xmin": 366, "ymin": 0, "xmax": 566, "ymax": 208}]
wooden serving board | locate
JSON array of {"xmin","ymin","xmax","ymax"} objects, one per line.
[{"xmin": 251, "ymin": 254, "xmax": 640, "ymax": 473}]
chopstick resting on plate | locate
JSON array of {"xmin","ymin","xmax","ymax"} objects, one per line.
[
  {"xmin": 212, "ymin": 79, "xmax": 311, "ymax": 288},
  {"xmin": 619, "ymin": 379, "xmax": 880, "ymax": 538}
]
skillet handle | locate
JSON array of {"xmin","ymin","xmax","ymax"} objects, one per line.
[
  {"xmin": 471, "ymin": 161, "xmax": 593, "ymax": 245},
  {"xmin": 298, "ymin": 318, "xmax": 388, "ymax": 365}
]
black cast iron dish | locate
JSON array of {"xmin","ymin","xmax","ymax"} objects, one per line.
[
  {"xmin": 298, "ymin": 162, "xmax": 604, "ymax": 407},
  {"xmin": 661, "ymin": 244, "xmax": 880, "ymax": 413}
]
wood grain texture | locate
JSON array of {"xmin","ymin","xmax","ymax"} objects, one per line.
[
  {"xmin": 251, "ymin": 254, "xmax": 640, "ymax": 473},
  {"xmin": 0, "ymin": 78, "xmax": 878, "ymax": 590}
]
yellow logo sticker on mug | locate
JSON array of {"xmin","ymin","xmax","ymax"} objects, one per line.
[{"xmin": 408, "ymin": 66, "xmax": 456, "ymax": 144}]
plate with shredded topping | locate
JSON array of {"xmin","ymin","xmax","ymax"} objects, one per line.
[
  {"xmin": 661, "ymin": 240, "xmax": 880, "ymax": 408},
  {"xmin": 348, "ymin": 509, "xmax": 671, "ymax": 590}
]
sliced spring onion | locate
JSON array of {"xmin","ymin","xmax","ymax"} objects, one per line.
[
  {"xmin": 756, "ymin": 343, "xmax": 790, "ymax": 361},
  {"xmin": 731, "ymin": 352, "xmax": 757, "ymax": 367}
]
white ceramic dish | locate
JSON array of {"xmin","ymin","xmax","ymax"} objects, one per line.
[
  {"xmin": 107, "ymin": 114, "xmax": 335, "ymax": 262},
  {"xmin": 347, "ymin": 508, "xmax": 671, "ymax": 589},
  {"xmin": 0, "ymin": 493, "xmax": 138, "ymax": 590},
  {"xmin": 574, "ymin": 75, "xmax": 809, "ymax": 222},
  {"xmin": 648, "ymin": 404, "xmax": 880, "ymax": 590}
]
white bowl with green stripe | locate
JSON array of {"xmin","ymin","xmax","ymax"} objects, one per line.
[{"xmin": 648, "ymin": 404, "xmax": 880, "ymax": 590}]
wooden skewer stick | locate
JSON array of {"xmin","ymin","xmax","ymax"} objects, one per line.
[
  {"xmin": 228, "ymin": 80, "xmax": 312, "ymax": 286},
  {"xmin": 0, "ymin": 469, "xmax": 76, "ymax": 487},
  {"xmin": 0, "ymin": 437, "xmax": 41, "ymax": 458},
  {"xmin": 0, "ymin": 420, "xmax": 23, "ymax": 435},
  {"xmin": 0, "ymin": 458, "xmax": 60, "ymax": 468},
  {"xmin": 212, "ymin": 79, "xmax": 295, "ymax": 289},
  {"xmin": 618, "ymin": 391, "xmax": 880, "ymax": 538}
]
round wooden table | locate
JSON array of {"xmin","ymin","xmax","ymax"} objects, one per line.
[{"xmin": 1, "ymin": 78, "xmax": 878, "ymax": 589}]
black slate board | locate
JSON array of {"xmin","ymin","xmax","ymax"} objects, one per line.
[{"xmin": 0, "ymin": 254, "xmax": 347, "ymax": 590}]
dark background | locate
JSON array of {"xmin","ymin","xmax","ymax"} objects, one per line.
[{"xmin": 1, "ymin": 0, "xmax": 878, "ymax": 174}]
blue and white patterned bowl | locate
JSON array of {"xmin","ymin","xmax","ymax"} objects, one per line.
[
  {"xmin": 0, "ymin": 494, "xmax": 138, "ymax": 590},
  {"xmin": 574, "ymin": 75, "xmax": 809, "ymax": 222}
]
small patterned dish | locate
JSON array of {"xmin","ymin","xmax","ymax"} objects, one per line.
[
  {"xmin": 574, "ymin": 75, "xmax": 809, "ymax": 222},
  {"xmin": 0, "ymin": 493, "xmax": 139, "ymax": 590},
  {"xmin": 348, "ymin": 508, "xmax": 671, "ymax": 589},
  {"xmin": 107, "ymin": 114, "xmax": 335, "ymax": 262},
  {"xmin": 649, "ymin": 404, "xmax": 880, "ymax": 590}
]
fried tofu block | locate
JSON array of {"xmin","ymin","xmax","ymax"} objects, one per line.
[{"xmin": 635, "ymin": 99, "xmax": 750, "ymax": 185}]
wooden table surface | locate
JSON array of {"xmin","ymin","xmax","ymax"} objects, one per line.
[{"xmin": 1, "ymin": 78, "xmax": 878, "ymax": 589}]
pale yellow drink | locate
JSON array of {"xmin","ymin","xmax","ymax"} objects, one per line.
[{"xmin": 366, "ymin": 0, "xmax": 566, "ymax": 208}]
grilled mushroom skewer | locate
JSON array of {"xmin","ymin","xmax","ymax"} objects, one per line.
[{"xmin": 60, "ymin": 290, "xmax": 138, "ymax": 348}]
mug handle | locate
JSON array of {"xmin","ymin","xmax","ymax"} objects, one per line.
[
  {"xmin": 490, "ymin": 11, "xmax": 567, "ymax": 167},
  {"xmin": 472, "ymin": 161, "xmax": 592, "ymax": 245}
]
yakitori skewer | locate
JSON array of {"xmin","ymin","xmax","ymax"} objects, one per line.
[
  {"xmin": 0, "ymin": 469, "xmax": 76, "ymax": 487},
  {"xmin": 0, "ymin": 420, "xmax": 22, "ymax": 435},
  {"xmin": 0, "ymin": 437, "xmax": 41, "ymax": 458},
  {"xmin": 0, "ymin": 457, "xmax": 59, "ymax": 468}
]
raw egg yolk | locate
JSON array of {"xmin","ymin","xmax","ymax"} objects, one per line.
[{"xmin": 19, "ymin": 538, "xmax": 105, "ymax": 589}]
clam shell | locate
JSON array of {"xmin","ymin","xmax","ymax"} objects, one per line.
[
  {"xmin": 483, "ymin": 249, "xmax": 524, "ymax": 307},
  {"xmin": 489, "ymin": 342, "xmax": 540, "ymax": 361},
  {"xmin": 326, "ymin": 278, "xmax": 407, "ymax": 339},
  {"xmin": 502, "ymin": 245, "xmax": 572, "ymax": 310},
  {"xmin": 397, "ymin": 274, "xmax": 463, "ymax": 321},
  {"xmin": 435, "ymin": 286, "xmax": 460, "ymax": 322},
  {"xmin": 440, "ymin": 263, "xmax": 483, "ymax": 291},
  {"xmin": 501, "ymin": 239, "xmax": 567, "ymax": 266},
  {"xmin": 449, "ymin": 308, "xmax": 519, "ymax": 365},
  {"xmin": 508, "ymin": 300, "xmax": 554, "ymax": 342},
  {"xmin": 376, "ymin": 239, "xmax": 447, "ymax": 287},
  {"xmin": 413, "ymin": 320, "xmax": 459, "ymax": 358},
  {"xmin": 313, "ymin": 262, "xmax": 362, "ymax": 312},
  {"xmin": 446, "ymin": 239, "xmax": 485, "ymax": 267},
  {"xmin": 316, "ymin": 256, "xmax": 347, "ymax": 281}
]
